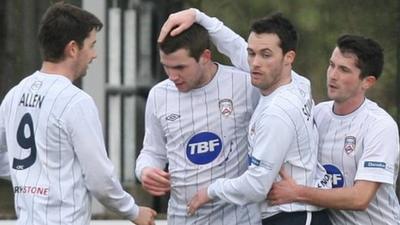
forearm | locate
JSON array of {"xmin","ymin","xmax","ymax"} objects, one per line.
[
  {"xmin": 194, "ymin": 9, "xmax": 249, "ymax": 71},
  {"xmin": 297, "ymin": 182, "xmax": 378, "ymax": 210},
  {"xmin": 208, "ymin": 166, "xmax": 274, "ymax": 206}
]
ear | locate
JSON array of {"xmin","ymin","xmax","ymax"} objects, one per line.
[
  {"xmin": 283, "ymin": 50, "xmax": 296, "ymax": 65},
  {"xmin": 361, "ymin": 75, "xmax": 376, "ymax": 90},
  {"xmin": 199, "ymin": 49, "xmax": 212, "ymax": 64},
  {"xmin": 64, "ymin": 40, "xmax": 79, "ymax": 58}
]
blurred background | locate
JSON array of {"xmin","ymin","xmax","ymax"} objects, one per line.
[{"xmin": 0, "ymin": 0, "xmax": 399, "ymax": 220}]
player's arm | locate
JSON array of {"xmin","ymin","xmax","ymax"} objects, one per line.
[
  {"xmin": 0, "ymin": 98, "xmax": 10, "ymax": 179},
  {"xmin": 135, "ymin": 88, "xmax": 170, "ymax": 196},
  {"xmin": 67, "ymin": 96, "xmax": 153, "ymax": 221},
  {"xmin": 158, "ymin": 8, "xmax": 249, "ymax": 72},
  {"xmin": 269, "ymin": 117, "xmax": 398, "ymax": 210},
  {"xmin": 268, "ymin": 171, "xmax": 380, "ymax": 210},
  {"xmin": 188, "ymin": 113, "xmax": 294, "ymax": 213}
]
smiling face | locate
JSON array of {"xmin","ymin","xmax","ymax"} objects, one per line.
[
  {"xmin": 160, "ymin": 48, "xmax": 209, "ymax": 92},
  {"xmin": 247, "ymin": 32, "xmax": 294, "ymax": 95}
]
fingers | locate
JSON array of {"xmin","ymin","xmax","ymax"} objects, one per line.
[
  {"xmin": 157, "ymin": 8, "xmax": 196, "ymax": 43},
  {"xmin": 186, "ymin": 188, "xmax": 211, "ymax": 216},
  {"xmin": 141, "ymin": 168, "xmax": 171, "ymax": 196},
  {"xmin": 158, "ymin": 21, "xmax": 174, "ymax": 43},
  {"xmin": 278, "ymin": 167, "xmax": 289, "ymax": 179},
  {"xmin": 133, "ymin": 207, "xmax": 157, "ymax": 225},
  {"xmin": 187, "ymin": 199, "xmax": 199, "ymax": 216}
]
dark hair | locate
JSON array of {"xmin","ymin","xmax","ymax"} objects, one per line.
[
  {"xmin": 38, "ymin": 2, "xmax": 103, "ymax": 62},
  {"xmin": 337, "ymin": 34, "xmax": 384, "ymax": 79},
  {"xmin": 159, "ymin": 23, "xmax": 210, "ymax": 61},
  {"xmin": 250, "ymin": 13, "xmax": 297, "ymax": 54}
]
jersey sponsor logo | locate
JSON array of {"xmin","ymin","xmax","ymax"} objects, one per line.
[
  {"xmin": 316, "ymin": 173, "xmax": 331, "ymax": 189},
  {"xmin": 186, "ymin": 132, "xmax": 222, "ymax": 165},
  {"xmin": 14, "ymin": 185, "xmax": 49, "ymax": 196},
  {"xmin": 323, "ymin": 164, "xmax": 344, "ymax": 188},
  {"xmin": 219, "ymin": 99, "xmax": 233, "ymax": 117},
  {"xmin": 344, "ymin": 136, "xmax": 356, "ymax": 154},
  {"xmin": 364, "ymin": 161, "xmax": 386, "ymax": 169},
  {"xmin": 166, "ymin": 113, "xmax": 180, "ymax": 121}
]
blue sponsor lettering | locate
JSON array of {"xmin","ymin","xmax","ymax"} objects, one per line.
[
  {"xmin": 186, "ymin": 132, "xmax": 222, "ymax": 165},
  {"xmin": 323, "ymin": 164, "xmax": 344, "ymax": 188}
]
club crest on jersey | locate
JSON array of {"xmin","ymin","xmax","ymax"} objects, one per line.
[
  {"xmin": 344, "ymin": 136, "xmax": 356, "ymax": 154},
  {"xmin": 219, "ymin": 99, "xmax": 233, "ymax": 117},
  {"xmin": 186, "ymin": 132, "xmax": 222, "ymax": 165},
  {"xmin": 323, "ymin": 164, "xmax": 344, "ymax": 188}
]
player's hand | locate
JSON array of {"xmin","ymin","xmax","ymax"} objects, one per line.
[
  {"xmin": 187, "ymin": 188, "xmax": 210, "ymax": 216},
  {"xmin": 158, "ymin": 8, "xmax": 196, "ymax": 43},
  {"xmin": 131, "ymin": 206, "xmax": 157, "ymax": 225},
  {"xmin": 141, "ymin": 167, "xmax": 171, "ymax": 196},
  {"xmin": 267, "ymin": 168, "xmax": 300, "ymax": 205}
]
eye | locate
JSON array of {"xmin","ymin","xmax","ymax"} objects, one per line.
[
  {"xmin": 247, "ymin": 50, "xmax": 255, "ymax": 57},
  {"xmin": 262, "ymin": 53, "xmax": 270, "ymax": 58}
]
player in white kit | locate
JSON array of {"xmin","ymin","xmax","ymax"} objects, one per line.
[
  {"xmin": 267, "ymin": 35, "xmax": 400, "ymax": 225},
  {"xmin": 135, "ymin": 23, "xmax": 261, "ymax": 225},
  {"xmin": 0, "ymin": 3, "xmax": 156, "ymax": 225},
  {"xmin": 169, "ymin": 12, "xmax": 331, "ymax": 225}
]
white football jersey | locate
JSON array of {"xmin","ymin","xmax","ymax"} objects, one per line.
[
  {"xmin": 0, "ymin": 71, "xmax": 138, "ymax": 225},
  {"xmin": 315, "ymin": 99, "xmax": 400, "ymax": 225},
  {"xmin": 136, "ymin": 64, "xmax": 261, "ymax": 225},
  {"xmin": 208, "ymin": 78, "xmax": 324, "ymax": 219},
  {"xmin": 195, "ymin": 9, "xmax": 327, "ymax": 219}
]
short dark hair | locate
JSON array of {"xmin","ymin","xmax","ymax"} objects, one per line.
[
  {"xmin": 337, "ymin": 34, "xmax": 384, "ymax": 79},
  {"xmin": 159, "ymin": 23, "xmax": 210, "ymax": 61},
  {"xmin": 38, "ymin": 2, "xmax": 103, "ymax": 62},
  {"xmin": 250, "ymin": 13, "xmax": 297, "ymax": 54}
]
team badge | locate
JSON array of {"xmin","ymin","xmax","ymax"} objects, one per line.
[
  {"xmin": 219, "ymin": 99, "xmax": 233, "ymax": 117},
  {"xmin": 344, "ymin": 136, "xmax": 356, "ymax": 154}
]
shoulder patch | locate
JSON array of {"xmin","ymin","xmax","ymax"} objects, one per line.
[{"xmin": 364, "ymin": 161, "xmax": 386, "ymax": 169}]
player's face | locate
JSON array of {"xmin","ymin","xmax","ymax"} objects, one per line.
[
  {"xmin": 326, "ymin": 47, "xmax": 366, "ymax": 104},
  {"xmin": 160, "ymin": 48, "xmax": 208, "ymax": 92},
  {"xmin": 247, "ymin": 32, "xmax": 291, "ymax": 95},
  {"xmin": 75, "ymin": 29, "xmax": 97, "ymax": 78}
]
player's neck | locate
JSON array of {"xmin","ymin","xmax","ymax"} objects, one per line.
[
  {"xmin": 201, "ymin": 62, "xmax": 218, "ymax": 87},
  {"xmin": 40, "ymin": 61, "xmax": 76, "ymax": 81},
  {"xmin": 333, "ymin": 95, "xmax": 365, "ymax": 115}
]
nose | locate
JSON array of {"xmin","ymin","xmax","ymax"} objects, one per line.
[
  {"xmin": 166, "ymin": 68, "xmax": 179, "ymax": 81},
  {"xmin": 327, "ymin": 67, "xmax": 337, "ymax": 81},
  {"xmin": 248, "ymin": 55, "xmax": 261, "ymax": 69},
  {"xmin": 92, "ymin": 49, "xmax": 97, "ymax": 60}
]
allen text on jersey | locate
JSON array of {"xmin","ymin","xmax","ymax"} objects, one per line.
[{"xmin": 19, "ymin": 93, "xmax": 45, "ymax": 108}]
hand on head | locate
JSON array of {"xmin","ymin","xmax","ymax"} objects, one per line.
[{"xmin": 158, "ymin": 8, "xmax": 197, "ymax": 43}]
